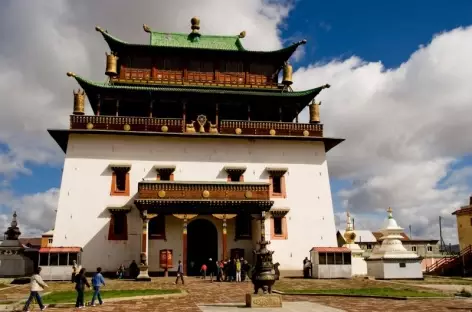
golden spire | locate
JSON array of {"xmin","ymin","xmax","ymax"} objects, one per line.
[{"xmin": 387, "ymin": 207, "xmax": 393, "ymax": 219}]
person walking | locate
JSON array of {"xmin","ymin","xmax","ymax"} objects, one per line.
[
  {"xmin": 22, "ymin": 267, "xmax": 48, "ymax": 312},
  {"xmin": 175, "ymin": 260, "xmax": 184, "ymax": 285},
  {"xmin": 71, "ymin": 260, "xmax": 78, "ymax": 283},
  {"xmin": 235, "ymin": 259, "xmax": 242, "ymax": 282},
  {"xmin": 200, "ymin": 263, "xmax": 207, "ymax": 279},
  {"xmin": 91, "ymin": 267, "xmax": 105, "ymax": 306},
  {"xmin": 74, "ymin": 268, "xmax": 91, "ymax": 308}
]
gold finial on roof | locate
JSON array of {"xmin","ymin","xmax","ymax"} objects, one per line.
[
  {"xmin": 66, "ymin": 72, "xmax": 76, "ymax": 77},
  {"xmin": 143, "ymin": 24, "xmax": 151, "ymax": 33},
  {"xmin": 95, "ymin": 25, "xmax": 104, "ymax": 33},
  {"xmin": 239, "ymin": 31, "xmax": 246, "ymax": 38},
  {"xmin": 191, "ymin": 17, "xmax": 200, "ymax": 33}
]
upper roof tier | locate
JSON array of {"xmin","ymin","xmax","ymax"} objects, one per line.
[{"xmin": 95, "ymin": 17, "xmax": 306, "ymax": 59}]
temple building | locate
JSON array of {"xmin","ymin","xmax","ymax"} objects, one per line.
[{"xmin": 48, "ymin": 18, "xmax": 344, "ymax": 277}]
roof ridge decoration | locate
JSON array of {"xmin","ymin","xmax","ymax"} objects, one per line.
[{"xmin": 95, "ymin": 19, "xmax": 307, "ymax": 54}]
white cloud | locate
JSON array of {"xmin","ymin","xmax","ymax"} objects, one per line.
[{"xmin": 294, "ymin": 26, "xmax": 472, "ymax": 244}]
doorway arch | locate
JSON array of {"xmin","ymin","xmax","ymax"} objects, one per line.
[{"xmin": 186, "ymin": 218, "xmax": 218, "ymax": 276}]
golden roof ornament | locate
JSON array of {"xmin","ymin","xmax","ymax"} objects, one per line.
[
  {"xmin": 143, "ymin": 24, "xmax": 151, "ymax": 33},
  {"xmin": 343, "ymin": 211, "xmax": 356, "ymax": 243},
  {"xmin": 387, "ymin": 207, "xmax": 393, "ymax": 219},
  {"xmin": 66, "ymin": 72, "xmax": 76, "ymax": 77},
  {"xmin": 239, "ymin": 31, "xmax": 246, "ymax": 38},
  {"xmin": 73, "ymin": 89, "xmax": 85, "ymax": 115},
  {"xmin": 190, "ymin": 17, "xmax": 200, "ymax": 33},
  {"xmin": 309, "ymin": 100, "xmax": 321, "ymax": 124},
  {"xmin": 282, "ymin": 61, "xmax": 293, "ymax": 86}
]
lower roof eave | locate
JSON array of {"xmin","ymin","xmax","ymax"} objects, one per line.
[
  {"xmin": 47, "ymin": 129, "xmax": 344, "ymax": 153},
  {"xmin": 135, "ymin": 199, "xmax": 273, "ymax": 214}
]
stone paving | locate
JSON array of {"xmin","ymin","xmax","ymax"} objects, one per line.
[{"xmin": 0, "ymin": 277, "xmax": 471, "ymax": 311}]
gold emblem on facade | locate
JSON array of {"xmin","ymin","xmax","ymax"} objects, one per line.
[
  {"xmin": 269, "ymin": 129, "xmax": 276, "ymax": 136},
  {"xmin": 123, "ymin": 124, "xmax": 131, "ymax": 131},
  {"xmin": 202, "ymin": 190, "xmax": 210, "ymax": 198},
  {"xmin": 303, "ymin": 130, "xmax": 309, "ymax": 136},
  {"xmin": 86, "ymin": 123, "xmax": 94, "ymax": 130},
  {"xmin": 161, "ymin": 125, "xmax": 168, "ymax": 132},
  {"xmin": 158, "ymin": 190, "xmax": 166, "ymax": 198},
  {"xmin": 245, "ymin": 191, "xmax": 253, "ymax": 199},
  {"xmin": 235, "ymin": 128, "xmax": 242, "ymax": 134}
]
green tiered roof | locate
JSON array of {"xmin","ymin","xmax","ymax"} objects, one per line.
[
  {"xmin": 95, "ymin": 25, "xmax": 306, "ymax": 56},
  {"xmin": 67, "ymin": 72, "xmax": 329, "ymax": 100}
]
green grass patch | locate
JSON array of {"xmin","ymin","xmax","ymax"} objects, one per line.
[
  {"xmin": 42, "ymin": 289, "xmax": 180, "ymax": 304},
  {"xmin": 281, "ymin": 287, "xmax": 449, "ymax": 298}
]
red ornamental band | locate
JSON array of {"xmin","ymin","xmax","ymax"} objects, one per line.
[{"xmin": 159, "ymin": 249, "xmax": 173, "ymax": 269}]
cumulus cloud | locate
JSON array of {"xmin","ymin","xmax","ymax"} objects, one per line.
[
  {"xmin": 0, "ymin": 1, "xmax": 470, "ymax": 244},
  {"xmin": 294, "ymin": 26, "xmax": 472, "ymax": 243}
]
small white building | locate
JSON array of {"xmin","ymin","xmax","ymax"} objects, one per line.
[
  {"xmin": 341, "ymin": 212, "xmax": 367, "ymax": 276},
  {"xmin": 366, "ymin": 208, "xmax": 423, "ymax": 279},
  {"xmin": 310, "ymin": 247, "xmax": 352, "ymax": 279}
]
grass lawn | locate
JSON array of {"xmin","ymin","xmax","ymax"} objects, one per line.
[
  {"xmin": 281, "ymin": 287, "xmax": 449, "ymax": 298},
  {"xmin": 415, "ymin": 277, "xmax": 472, "ymax": 285},
  {"xmin": 42, "ymin": 289, "xmax": 181, "ymax": 304}
]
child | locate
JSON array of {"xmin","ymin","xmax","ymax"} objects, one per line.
[
  {"xmin": 74, "ymin": 268, "xmax": 90, "ymax": 308},
  {"xmin": 235, "ymin": 259, "xmax": 242, "ymax": 282},
  {"xmin": 23, "ymin": 267, "xmax": 48, "ymax": 311},
  {"xmin": 200, "ymin": 263, "xmax": 207, "ymax": 279},
  {"xmin": 91, "ymin": 267, "xmax": 105, "ymax": 306}
]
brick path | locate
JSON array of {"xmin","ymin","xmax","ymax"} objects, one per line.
[{"xmin": 1, "ymin": 277, "xmax": 471, "ymax": 311}]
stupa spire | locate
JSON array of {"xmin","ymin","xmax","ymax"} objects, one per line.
[
  {"xmin": 387, "ymin": 207, "xmax": 393, "ymax": 219},
  {"xmin": 4, "ymin": 211, "xmax": 21, "ymax": 240}
]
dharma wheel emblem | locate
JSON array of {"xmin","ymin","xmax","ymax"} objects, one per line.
[
  {"xmin": 161, "ymin": 125, "xmax": 168, "ymax": 132},
  {"xmin": 202, "ymin": 190, "xmax": 210, "ymax": 198},
  {"xmin": 303, "ymin": 130, "xmax": 309, "ymax": 136},
  {"xmin": 123, "ymin": 124, "xmax": 131, "ymax": 131},
  {"xmin": 158, "ymin": 190, "xmax": 166, "ymax": 198},
  {"xmin": 245, "ymin": 191, "xmax": 253, "ymax": 199},
  {"xmin": 269, "ymin": 129, "xmax": 276, "ymax": 136},
  {"xmin": 235, "ymin": 128, "xmax": 242, "ymax": 135},
  {"xmin": 86, "ymin": 123, "xmax": 94, "ymax": 130}
]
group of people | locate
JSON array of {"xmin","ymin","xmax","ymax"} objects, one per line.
[
  {"xmin": 198, "ymin": 257, "xmax": 252, "ymax": 282},
  {"xmin": 22, "ymin": 266, "xmax": 106, "ymax": 311},
  {"xmin": 115, "ymin": 260, "xmax": 139, "ymax": 279}
]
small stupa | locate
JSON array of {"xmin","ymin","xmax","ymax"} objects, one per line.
[
  {"xmin": 366, "ymin": 207, "xmax": 423, "ymax": 279},
  {"xmin": 342, "ymin": 212, "xmax": 367, "ymax": 276},
  {"xmin": 0, "ymin": 212, "xmax": 34, "ymax": 277}
]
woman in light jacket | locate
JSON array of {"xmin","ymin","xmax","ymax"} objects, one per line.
[{"xmin": 23, "ymin": 267, "xmax": 48, "ymax": 311}]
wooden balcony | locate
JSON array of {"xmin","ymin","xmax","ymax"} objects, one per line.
[
  {"xmin": 138, "ymin": 181, "xmax": 270, "ymax": 201},
  {"xmin": 112, "ymin": 68, "xmax": 279, "ymax": 89},
  {"xmin": 69, "ymin": 115, "xmax": 323, "ymax": 138},
  {"xmin": 70, "ymin": 115, "xmax": 183, "ymax": 132}
]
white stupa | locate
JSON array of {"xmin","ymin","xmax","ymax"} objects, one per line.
[
  {"xmin": 366, "ymin": 208, "xmax": 423, "ymax": 279},
  {"xmin": 342, "ymin": 212, "xmax": 367, "ymax": 276}
]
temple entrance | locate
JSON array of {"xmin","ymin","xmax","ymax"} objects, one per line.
[{"xmin": 187, "ymin": 218, "xmax": 218, "ymax": 276}]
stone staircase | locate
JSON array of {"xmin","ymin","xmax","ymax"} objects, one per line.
[{"xmin": 425, "ymin": 245, "xmax": 472, "ymax": 276}]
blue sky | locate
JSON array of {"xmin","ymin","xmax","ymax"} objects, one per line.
[{"xmin": 1, "ymin": 0, "xmax": 472, "ymax": 241}]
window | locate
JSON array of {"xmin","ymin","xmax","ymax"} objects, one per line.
[
  {"xmin": 235, "ymin": 213, "xmax": 252, "ymax": 239},
  {"xmin": 267, "ymin": 168, "xmax": 287, "ymax": 198},
  {"xmin": 271, "ymin": 215, "xmax": 288, "ymax": 240},
  {"xmin": 48, "ymin": 238, "xmax": 53, "ymax": 244},
  {"xmin": 367, "ymin": 244, "xmax": 373, "ymax": 250},
  {"xmin": 335, "ymin": 253, "xmax": 343, "ymax": 265},
  {"xmin": 427, "ymin": 246, "xmax": 433, "ymax": 252},
  {"xmin": 108, "ymin": 212, "xmax": 128, "ymax": 240},
  {"xmin": 68, "ymin": 253, "xmax": 78, "ymax": 265},
  {"xmin": 273, "ymin": 217, "xmax": 283, "ymax": 235},
  {"xmin": 49, "ymin": 253, "xmax": 59, "ymax": 266},
  {"xmin": 229, "ymin": 173, "xmax": 243, "ymax": 182},
  {"xmin": 110, "ymin": 165, "xmax": 131, "ymax": 196},
  {"xmin": 327, "ymin": 253, "xmax": 335, "ymax": 265},
  {"xmin": 59, "ymin": 253, "xmax": 68, "ymax": 266},
  {"xmin": 343, "ymin": 253, "xmax": 352, "ymax": 265},
  {"xmin": 318, "ymin": 253, "xmax": 327, "ymax": 265},
  {"xmin": 411, "ymin": 246, "xmax": 417, "ymax": 252},
  {"xmin": 155, "ymin": 167, "xmax": 175, "ymax": 181},
  {"xmin": 149, "ymin": 215, "xmax": 166, "ymax": 240},
  {"xmin": 39, "ymin": 253, "xmax": 49, "ymax": 266},
  {"xmin": 399, "ymin": 263, "xmax": 406, "ymax": 268},
  {"xmin": 272, "ymin": 176, "xmax": 282, "ymax": 194}
]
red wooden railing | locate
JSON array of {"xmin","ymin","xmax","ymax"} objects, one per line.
[{"xmin": 426, "ymin": 244, "xmax": 472, "ymax": 274}]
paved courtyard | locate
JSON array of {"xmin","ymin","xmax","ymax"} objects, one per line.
[{"xmin": 0, "ymin": 277, "xmax": 471, "ymax": 311}]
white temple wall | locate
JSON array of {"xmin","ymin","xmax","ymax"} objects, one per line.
[
  {"xmin": 367, "ymin": 261, "xmax": 423, "ymax": 279},
  {"xmin": 52, "ymin": 134, "xmax": 337, "ymax": 272}
]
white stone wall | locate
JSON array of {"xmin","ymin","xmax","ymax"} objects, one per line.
[
  {"xmin": 367, "ymin": 260, "xmax": 423, "ymax": 279},
  {"xmin": 52, "ymin": 134, "xmax": 337, "ymax": 272}
]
